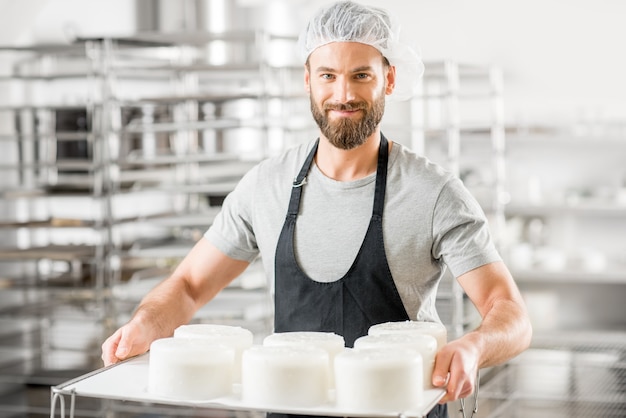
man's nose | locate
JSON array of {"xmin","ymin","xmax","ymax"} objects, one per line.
[{"xmin": 332, "ymin": 78, "xmax": 355, "ymax": 102}]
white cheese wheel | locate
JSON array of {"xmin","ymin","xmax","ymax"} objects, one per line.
[
  {"xmin": 368, "ymin": 321, "xmax": 447, "ymax": 351},
  {"xmin": 354, "ymin": 333, "xmax": 437, "ymax": 388},
  {"xmin": 334, "ymin": 347, "xmax": 423, "ymax": 413},
  {"xmin": 263, "ymin": 331, "xmax": 345, "ymax": 388},
  {"xmin": 241, "ymin": 345, "xmax": 330, "ymax": 407},
  {"xmin": 148, "ymin": 337, "xmax": 234, "ymax": 400},
  {"xmin": 173, "ymin": 323, "xmax": 253, "ymax": 383}
]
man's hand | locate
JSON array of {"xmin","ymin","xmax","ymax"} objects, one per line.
[
  {"xmin": 100, "ymin": 239, "xmax": 250, "ymax": 367},
  {"xmin": 431, "ymin": 261, "xmax": 532, "ymax": 402},
  {"xmin": 432, "ymin": 337, "xmax": 480, "ymax": 403},
  {"xmin": 101, "ymin": 320, "xmax": 154, "ymax": 367}
]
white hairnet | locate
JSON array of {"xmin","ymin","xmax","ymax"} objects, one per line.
[{"xmin": 298, "ymin": 1, "xmax": 424, "ymax": 101}]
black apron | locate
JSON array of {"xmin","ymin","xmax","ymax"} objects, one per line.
[{"xmin": 272, "ymin": 134, "xmax": 448, "ymax": 418}]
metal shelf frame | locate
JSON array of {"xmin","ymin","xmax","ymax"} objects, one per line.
[
  {"xmin": 0, "ymin": 31, "xmax": 292, "ymax": 404},
  {"xmin": 476, "ymin": 332, "xmax": 626, "ymax": 418},
  {"xmin": 409, "ymin": 61, "xmax": 507, "ymax": 340}
]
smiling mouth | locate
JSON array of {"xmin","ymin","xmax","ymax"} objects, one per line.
[
  {"xmin": 325, "ymin": 103, "xmax": 365, "ymax": 111},
  {"xmin": 325, "ymin": 103, "xmax": 366, "ymax": 118},
  {"xmin": 329, "ymin": 108, "xmax": 362, "ymax": 117}
]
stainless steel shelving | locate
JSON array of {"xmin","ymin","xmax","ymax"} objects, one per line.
[
  {"xmin": 501, "ymin": 126, "xmax": 626, "ymax": 333},
  {"xmin": 476, "ymin": 331, "xmax": 626, "ymax": 418},
  {"xmin": 0, "ymin": 29, "xmax": 303, "ymax": 416},
  {"xmin": 402, "ymin": 61, "xmax": 507, "ymax": 339}
]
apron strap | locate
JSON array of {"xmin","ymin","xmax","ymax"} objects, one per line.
[
  {"xmin": 372, "ymin": 133, "xmax": 388, "ymax": 218},
  {"xmin": 288, "ymin": 135, "xmax": 388, "ymax": 217},
  {"xmin": 287, "ymin": 139, "xmax": 319, "ymax": 216}
]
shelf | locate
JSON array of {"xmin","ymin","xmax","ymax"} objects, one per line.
[
  {"xmin": 506, "ymin": 130, "xmax": 626, "ymax": 146},
  {"xmin": 0, "ymin": 210, "xmax": 212, "ymax": 229},
  {"xmin": 0, "ymin": 271, "xmax": 90, "ymax": 288},
  {"xmin": 125, "ymin": 93, "xmax": 263, "ymax": 105},
  {"xmin": 132, "ymin": 209, "xmax": 221, "ymax": 228},
  {"xmin": 0, "ymin": 103, "xmax": 100, "ymax": 112},
  {"xmin": 156, "ymin": 181, "xmax": 241, "ymax": 196},
  {"xmin": 0, "ymin": 287, "xmax": 108, "ymax": 320},
  {"xmin": 101, "ymin": 30, "xmax": 259, "ymax": 46},
  {"xmin": 0, "ymin": 72, "xmax": 102, "ymax": 81},
  {"xmin": 0, "ymin": 131, "xmax": 93, "ymax": 142},
  {"xmin": 124, "ymin": 241, "xmax": 194, "ymax": 259},
  {"xmin": 0, "ymin": 43, "xmax": 87, "ymax": 54},
  {"xmin": 396, "ymin": 124, "xmax": 503, "ymax": 137},
  {"xmin": 119, "ymin": 61, "xmax": 263, "ymax": 72},
  {"xmin": 0, "ymin": 160, "xmax": 99, "ymax": 171},
  {"xmin": 511, "ymin": 266, "xmax": 626, "ymax": 284},
  {"xmin": 117, "ymin": 152, "xmax": 243, "ymax": 167},
  {"xmin": 477, "ymin": 333, "xmax": 626, "ymax": 418},
  {"xmin": 0, "ymin": 217, "xmax": 99, "ymax": 229},
  {"xmin": 121, "ymin": 118, "xmax": 243, "ymax": 133},
  {"xmin": 506, "ymin": 202, "xmax": 626, "ymax": 217},
  {"xmin": 0, "ymin": 245, "xmax": 96, "ymax": 262},
  {"xmin": 530, "ymin": 329, "xmax": 626, "ymax": 351}
]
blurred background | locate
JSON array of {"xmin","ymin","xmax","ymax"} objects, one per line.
[{"xmin": 0, "ymin": 1, "xmax": 624, "ymax": 417}]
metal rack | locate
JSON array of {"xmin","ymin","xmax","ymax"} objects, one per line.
[
  {"xmin": 500, "ymin": 127, "xmax": 626, "ymax": 334},
  {"xmin": 476, "ymin": 331, "xmax": 626, "ymax": 418},
  {"xmin": 0, "ymin": 30, "xmax": 301, "ymax": 415},
  {"xmin": 401, "ymin": 61, "xmax": 507, "ymax": 339},
  {"xmin": 2, "ymin": 29, "xmax": 513, "ymax": 416}
]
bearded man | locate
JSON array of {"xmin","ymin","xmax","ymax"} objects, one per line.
[{"xmin": 102, "ymin": 2, "xmax": 532, "ymax": 418}]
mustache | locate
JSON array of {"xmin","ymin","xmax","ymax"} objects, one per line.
[{"xmin": 323, "ymin": 102, "xmax": 367, "ymax": 111}]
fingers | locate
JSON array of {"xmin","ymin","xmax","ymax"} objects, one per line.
[
  {"xmin": 433, "ymin": 344, "xmax": 478, "ymax": 403},
  {"xmin": 432, "ymin": 347, "xmax": 453, "ymax": 389},
  {"xmin": 101, "ymin": 328, "xmax": 123, "ymax": 367},
  {"xmin": 101, "ymin": 323, "xmax": 149, "ymax": 367},
  {"xmin": 114, "ymin": 326, "xmax": 133, "ymax": 360},
  {"xmin": 445, "ymin": 366, "xmax": 475, "ymax": 402}
]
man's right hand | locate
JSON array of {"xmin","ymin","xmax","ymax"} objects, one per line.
[{"xmin": 100, "ymin": 239, "xmax": 251, "ymax": 367}]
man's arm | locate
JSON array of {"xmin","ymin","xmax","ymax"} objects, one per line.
[
  {"xmin": 432, "ymin": 261, "xmax": 532, "ymax": 402},
  {"xmin": 101, "ymin": 238, "xmax": 250, "ymax": 366}
]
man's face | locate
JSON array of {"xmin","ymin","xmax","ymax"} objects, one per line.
[{"xmin": 305, "ymin": 42, "xmax": 395, "ymax": 150}]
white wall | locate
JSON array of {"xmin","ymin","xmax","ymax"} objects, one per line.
[
  {"xmin": 1, "ymin": 0, "xmax": 625, "ymax": 125},
  {"xmin": 279, "ymin": 0, "xmax": 626, "ymax": 126}
]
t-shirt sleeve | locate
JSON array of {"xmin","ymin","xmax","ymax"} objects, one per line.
[
  {"xmin": 204, "ymin": 165, "xmax": 260, "ymax": 263},
  {"xmin": 431, "ymin": 177, "xmax": 501, "ymax": 277}
]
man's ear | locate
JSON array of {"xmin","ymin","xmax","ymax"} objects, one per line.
[
  {"xmin": 385, "ymin": 65, "xmax": 397, "ymax": 95},
  {"xmin": 304, "ymin": 64, "xmax": 311, "ymax": 94}
]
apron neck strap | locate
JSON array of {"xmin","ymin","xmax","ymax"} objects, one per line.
[
  {"xmin": 287, "ymin": 134, "xmax": 389, "ymax": 217},
  {"xmin": 373, "ymin": 133, "xmax": 389, "ymax": 218},
  {"xmin": 287, "ymin": 139, "xmax": 319, "ymax": 216}
]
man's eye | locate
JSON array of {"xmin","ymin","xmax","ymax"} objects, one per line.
[
  {"xmin": 355, "ymin": 73, "xmax": 369, "ymax": 79},
  {"xmin": 321, "ymin": 74, "xmax": 334, "ymax": 80}
]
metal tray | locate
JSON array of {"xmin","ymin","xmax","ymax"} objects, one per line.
[{"xmin": 51, "ymin": 353, "xmax": 445, "ymax": 418}]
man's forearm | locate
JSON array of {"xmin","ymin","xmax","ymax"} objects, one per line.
[
  {"xmin": 466, "ymin": 298, "xmax": 533, "ymax": 368},
  {"xmin": 131, "ymin": 275, "xmax": 199, "ymax": 341}
]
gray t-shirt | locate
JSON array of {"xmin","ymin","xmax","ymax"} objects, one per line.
[{"xmin": 205, "ymin": 140, "xmax": 501, "ymax": 322}]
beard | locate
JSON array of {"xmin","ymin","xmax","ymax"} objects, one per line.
[{"xmin": 310, "ymin": 90, "xmax": 385, "ymax": 150}]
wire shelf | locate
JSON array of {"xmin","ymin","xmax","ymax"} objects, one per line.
[{"xmin": 477, "ymin": 333, "xmax": 626, "ymax": 418}]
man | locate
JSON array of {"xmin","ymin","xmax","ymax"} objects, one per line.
[{"xmin": 102, "ymin": 2, "xmax": 532, "ymax": 417}]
